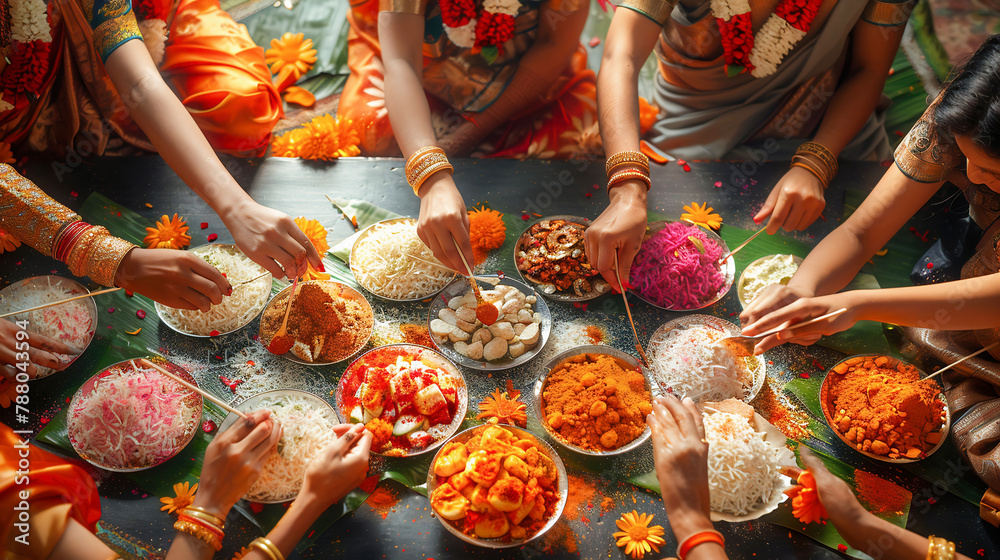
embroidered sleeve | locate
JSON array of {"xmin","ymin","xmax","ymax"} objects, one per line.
[
  {"xmin": 894, "ymin": 100, "xmax": 966, "ymax": 184},
  {"xmin": 860, "ymin": 0, "xmax": 915, "ymax": 26},
  {"xmin": 0, "ymin": 164, "xmax": 79, "ymax": 257},
  {"xmin": 545, "ymin": 0, "xmax": 590, "ymax": 11},
  {"xmin": 379, "ymin": 0, "xmax": 429, "ymax": 14},
  {"xmin": 615, "ymin": 0, "xmax": 676, "ymax": 26},
  {"xmin": 85, "ymin": 0, "xmax": 142, "ymax": 62}
]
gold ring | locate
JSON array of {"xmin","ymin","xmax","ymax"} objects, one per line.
[{"xmin": 700, "ymin": 438, "xmax": 708, "ymax": 444}]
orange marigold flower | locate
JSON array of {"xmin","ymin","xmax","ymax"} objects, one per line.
[
  {"xmin": 293, "ymin": 217, "xmax": 330, "ymax": 281},
  {"xmin": 264, "ymin": 32, "xmax": 317, "ymax": 80},
  {"xmin": 232, "ymin": 546, "xmax": 252, "ymax": 560},
  {"xmin": 0, "ymin": 378, "xmax": 17, "ymax": 408},
  {"xmin": 271, "ymin": 115, "xmax": 360, "ymax": 161},
  {"xmin": 467, "ymin": 205, "xmax": 506, "ymax": 265},
  {"xmin": 613, "ymin": 510, "xmax": 666, "ymax": 559},
  {"xmin": 681, "ymin": 202, "xmax": 723, "ymax": 231},
  {"xmin": 0, "ymin": 141, "xmax": 15, "ymax": 165},
  {"xmin": 159, "ymin": 481, "xmax": 198, "ymax": 514},
  {"xmin": 271, "ymin": 127, "xmax": 311, "ymax": 158},
  {"xmin": 637, "ymin": 97, "xmax": 659, "ymax": 135},
  {"xmin": 784, "ymin": 470, "xmax": 828, "ymax": 525},
  {"xmin": 476, "ymin": 380, "xmax": 526, "ymax": 427},
  {"xmin": 0, "ymin": 227, "xmax": 21, "ymax": 254},
  {"xmin": 144, "ymin": 213, "xmax": 191, "ymax": 249}
]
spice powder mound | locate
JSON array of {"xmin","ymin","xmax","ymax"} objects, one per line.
[
  {"xmin": 260, "ymin": 282, "xmax": 373, "ymax": 363},
  {"xmin": 542, "ymin": 353, "xmax": 652, "ymax": 451},
  {"xmin": 827, "ymin": 356, "xmax": 945, "ymax": 460}
]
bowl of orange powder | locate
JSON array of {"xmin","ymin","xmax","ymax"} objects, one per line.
[
  {"xmin": 821, "ymin": 354, "xmax": 949, "ymax": 463},
  {"xmin": 532, "ymin": 346, "xmax": 654, "ymax": 456}
]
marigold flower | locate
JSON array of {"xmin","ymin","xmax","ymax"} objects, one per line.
[
  {"xmin": 265, "ymin": 32, "xmax": 317, "ymax": 80},
  {"xmin": 0, "ymin": 227, "xmax": 20, "ymax": 254},
  {"xmin": 159, "ymin": 481, "xmax": 198, "ymax": 514},
  {"xmin": 476, "ymin": 380, "xmax": 526, "ymax": 427},
  {"xmin": 293, "ymin": 217, "xmax": 330, "ymax": 281},
  {"xmin": 144, "ymin": 214, "xmax": 192, "ymax": 249},
  {"xmin": 0, "ymin": 142, "xmax": 15, "ymax": 165},
  {"xmin": 784, "ymin": 470, "xmax": 829, "ymax": 525},
  {"xmin": 467, "ymin": 205, "xmax": 506, "ymax": 265},
  {"xmin": 681, "ymin": 202, "xmax": 723, "ymax": 231},
  {"xmin": 612, "ymin": 510, "xmax": 666, "ymax": 559}
]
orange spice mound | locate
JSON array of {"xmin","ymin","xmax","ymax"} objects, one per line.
[
  {"xmin": 259, "ymin": 282, "xmax": 373, "ymax": 362},
  {"xmin": 853, "ymin": 469, "xmax": 911, "ymax": 516},
  {"xmin": 541, "ymin": 353, "xmax": 652, "ymax": 451},
  {"xmin": 468, "ymin": 205, "xmax": 506, "ymax": 265},
  {"xmin": 584, "ymin": 325, "xmax": 604, "ymax": 344},
  {"xmin": 752, "ymin": 381, "xmax": 811, "ymax": 440},
  {"xmin": 827, "ymin": 356, "xmax": 945, "ymax": 460},
  {"xmin": 366, "ymin": 485, "xmax": 400, "ymax": 519}
]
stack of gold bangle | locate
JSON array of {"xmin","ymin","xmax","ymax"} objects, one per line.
[
  {"xmin": 405, "ymin": 146, "xmax": 454, "ymax": 197},
  {"xmin": 64, "ymin": 225, "xmax": 137, "ymax": 288},
  {"xmin": 174, "ymin": 506, "xmax": 225, "ymax": 551},
  {"xmin": 791, "ymin": 141, "xmax": 838, "ymax": 189},
  {"xmin": 606, "ymin": 150, "xmax": 651, "ymax": 192},
  {"xmin": 250, "ymin": 536, "xmax": 285, "ymax": 560},
  {"xmin": 926, "ymin": 536, "xmax": 956, "ymax": 560}
]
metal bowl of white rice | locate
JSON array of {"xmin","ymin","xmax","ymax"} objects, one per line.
[{"xmin": 349, "ymin": 218, "xmax": 456, "ymax": 302}]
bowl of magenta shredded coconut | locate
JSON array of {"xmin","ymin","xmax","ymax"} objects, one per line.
[{"xmin": 628, "ymin": 221, "xmax": 735, "ymax": 310}]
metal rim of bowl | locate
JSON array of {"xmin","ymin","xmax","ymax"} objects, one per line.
[
  {"xmin": 349, "ymin": 217, "xmax": 456, "ymax": 302},
  {"xmin": 67, "ymin": 357, "xmax": 203, "ymax": 472},
  {"xmin": 736, "ymin": 254, "xmax": 804, "ymax": 310},
  {"xmin": 427, "ymin": 275, "xmax": 551, "ymax": 371},
  {"xmin": 512, "ymin": 214, "xmax": 610, "ymax": 302},
  {"xmin": 820, "ymin": 353, "xmax": 951, "ymax": 464},
  {"xmin": 425, "ymin": 424, "xmax": 569, "ymax": 549},
  {"xmin": 218, "ymin": 388, "xmax": 338, "ymax": 503},
  {"xmin": 646, "ymin": 314, "xmax": 766, "ymax": 403},
  {"xmin": 629, "ymin": 220, "xmax": 736, "ymax": 311},
  {"xmin": 154, "ymin": 244, "xmax": 272, "ymax": 338},
  {"xmin": 334, "ymin": 343, "xmax": 469, "ymax": 457},
  {"xmin": 532, "ymin": 345, "xmax": 653, "ymax": 457},
  {"xmin": 0, "ymin": 275, "xmax": 99, "ymax": 380},
  {"xmin": 257, "ymin": 279, "xmax": 374, "ymax": 366}
]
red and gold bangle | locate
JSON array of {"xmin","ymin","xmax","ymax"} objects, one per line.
[
  {"xmin": 65, "ymin": 226, "xmax": 103, "ymax": 278},
  {"xmin": 607, "ymin": 169, "xmax": 651, "ymax": 192},
  {"xmin": 180, "ymin": 507, "xmax": 225, "ymax": 529},
  {"xmin": 677, "ymin": 530, "xmax": 725, "ymax": 559},
  {"xmin": 53, "ymin": 221, "xmax": 91, "ymax": 263},
  {"xmin": 606, "ymin": 150, "xmax": 650, "ymax": 178},
  {"xmin": 173, "ymin": 518, "xmax": 223, "ymax": 551}
]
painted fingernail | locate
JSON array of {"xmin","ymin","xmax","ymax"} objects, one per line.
[{"xmin": 318, "ymin": 262, "xmax": 326, "ymax": 272}]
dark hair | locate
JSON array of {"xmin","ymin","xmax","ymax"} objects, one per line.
[{"xmin": 934, "ymin": 34, "xmax": 1000, "ymax": 157}]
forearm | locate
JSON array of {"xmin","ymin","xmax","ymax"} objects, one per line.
[
  {"xmin": 787, "ymin": 226, "xmax": 869, "ymax": 296},
  {"xmin": 164, "ymin": 532, "xmax": 218, "ymax": 560},
  {"xmin": 665, "ymin": 506, "xmax": 728, "ymax": 560},
  {"xmin": 597, "ymin": 25, "xmax": 647, "ymax": 158},
  {"xmin": 241, "ymin": 497, "xmax": 327, "ymax": 559},
  {"xmin": 810, "ymin": 67, "xmax": 889, "ymax": 156},
  {"xmin": 843, "ymin": 512, "xmax": 972, "ymax": 560},
  {"xmin": 849, "ymin": 275, "xmax": 1000, "ymax": 331}
]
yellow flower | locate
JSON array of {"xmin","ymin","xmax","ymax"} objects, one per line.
[
  {"xmin": 160, "ymin": 481, "xmax": 198, "ymax": 514},
  {"xmin": 476, "ymin": 380, "xmax": 526, "ymax": 427},
  {"xmin": 293, "ymin": 217, "xmax": 330, "ymax": 281},
  {"xmin": 271, "ymin": 127, "xmax": 311, "ymax": 158},
  {"xmin": 265, "ymin": 32, "xmax": 317, "ymax": 80},
  {"xmin": 271, "ymin": 115, "xmax": 360, "ymax": 161},
  {"xmin": 0, "ymin": 227, "xmax": 21, "ymax": 254},
  {"xmin": 0, "ymin": 141, "xmax": 14, "ymax": 165},
  {"xmin": 681, "ymin": 202, "xmax": 723, "ymax": 231},
  {"xmin": 144, "ymin": 214, "xmax": 192, "ymax": 249},
  {"xmin": 232, "ymin": 546, "xmax": 252, "ymax": 560},
  {"xmin": 613, "ymin": 510, "xmax": 666, "ymax": 559},
  {"xmin": 468, "ymin": 205, "xmax": 506, "ymax": 265}
]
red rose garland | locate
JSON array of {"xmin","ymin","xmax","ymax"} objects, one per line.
[
  {"xmin": 713, "ymin": 0, "xmax": 823, "ymax": 77},
  {"xmin": 438, "ymin": 0, "xmax": 520, "ymax": 56},
  {"xmin": 717, "ymin": 12, "xmax": 754, "ymax": 72},
  {"xmin": 475, "ymin": 11, "xmax": 515, "ymax": 49},
  {"xmin": 440, "ymin": 0, "xmax": 477, "ymax": 27},
  {"xmin": 2, "ymin": 0, "xmax": 53, "ymax": 115}
]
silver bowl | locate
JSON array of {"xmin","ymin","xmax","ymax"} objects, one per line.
[
  {"xmin": 67, "ymin": 357, "xmax": 203, "ymax": 472},
  {"xmin": 532, "ymin": 345, "xmax": 653, "ymax": 456},
  {"xmin": 427, "ymin": 276, "xmax": 551, "ymax": 371},
  {"xmin": 335, "ymin": 344, "xmax": 468, "ymax": 457},
  {"xmin": 155, "ymin": 244, "xmax": 272, "ymax": 337},
  {"xmin": 0, "ymin": 275, "xmax": 98, "ymax": 379},
  {"xmin": 513, "ymin": 214, "xmax": 610, "ymax": 302},
  {"xmin": 629, "ymin": 220, "xmax": 735, "ymax": 310},
  {"xmin": 737, "ymin": 254, "xmax": 803, "ymax": 309},
  {"xmin": 350, "ymin": 217, "xmax": 456, "ymax": 302},
  {"xmin": 425, "ymin": 424, "xmax": 568, "ymax": 548}
]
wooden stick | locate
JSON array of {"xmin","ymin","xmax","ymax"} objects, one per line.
[
  {"xmin": 234, "ymin": 271, "xmax": 271, "ymax": 287},
  {"xmin": 406, "ymin": 253, "xmax": 452, "ymax": 271},
  {"xmin": 0, "ymin": 287, "xmax": 121, "ymax": 319},
  {"xmin": 138, "ymin": 358, "xmax": 248, "ymax": 420},
  {"xmin": 717, "ymin": 226, "xmax": 767, "ymax": 266},
  {"xmin": 615, "ymin": 249, "xmax": 650, "ymax": 367},
  {"xmin": 925, "ymin": 341, "xmax": 1000, "ymax": 381}
]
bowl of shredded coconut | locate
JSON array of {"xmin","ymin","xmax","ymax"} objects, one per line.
[
  {"xmin": 218, "ymin": 389, "xmax": 339, "ymax": 503},
  {"xmin": 647, "ymin": 315, "xmax": 765, "ymax": 403},
  {"xmin": 155, "ymin": 244, "xmax": 271, "ymax": 337},
  {"xmin": 737, "ymin": 254, "xmax": 802, "ymax": 309},
  {"xmin": 0, "ymin": 275, "xmax": 98, "ymax": 379},
  {"xmin": 350, "ymin": 218, "xmax": 456, "ymax": 301}
]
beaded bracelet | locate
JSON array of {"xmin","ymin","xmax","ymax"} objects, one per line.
[
  {"xmin": 677, "ymin": 530, "xmax": 725, "ymax": 560},
  {"xmin": 250, "ymin": 536, "xmax": 285, "ymax": 560},
  {"xmin": 173, "ymin": 518, "xmax": 223, "ymax": 551},
  {"xmin": 926, "ymin": 535, "xmax": 956, "ymax": 560},
  {"xmin": 606, "ymin": 150, "xmax": 650, "ymax": 178},
  {"xmin": 405, "ymin": 146, "xmax": 453, "ymax": 196},
  {"xmin": 607, "ymin": 169, "xmax": 651, "ymax": 192}
]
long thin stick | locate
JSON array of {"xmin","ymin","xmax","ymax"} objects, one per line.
[
  {"xmin": 139, "ymin": 358, "xmax": 248, "ymax": 420},
  {"xmin": 0, "ymin": 287, "xmax": 121, "ymax": 319},
  {"xmin": 406, "ymin": 253, "xmax": 452, "ymax": 271},
  {"xmin": 615, "ymin": 249, "xmax": 650, "ymax": 367},
  {"xmin": 925, "ymin": 341, "xmax": 1000, "ymax": 381},
  {"xmin": 717, "ymin": 226, "xmax": 767, "ymax": 266},
  {"xmin": 758, "ymin": 307, "xmax": 848, "ymax": 339},
  {"xmin": 234, "ymin": 271, "xmax": 271, "ymax": 287}
]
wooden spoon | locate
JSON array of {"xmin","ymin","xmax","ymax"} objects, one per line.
[
  {"xmin": 266, "ymin": 276, "xmax": 299, "ymax": 355},
  {"xmin": 716, "ymin": 225, "xmax": 767, "ymax": 267},
  {"xmin": 451, "ymin": 238, "xmax": 498, "ymax": 325},
  {"xmin": 615, "ymin": 249, "xmax": 649, "ymax": 367}
]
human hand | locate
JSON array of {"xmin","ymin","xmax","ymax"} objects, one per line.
[
  {"xmin": 0, "ymin": 318, "xmax": 82, "ymax": 380},
  {"xmin": 114, "ymin": 248, "xmax": 231, "ymax": 312},
  {"xmin": 221, "ymin": 200, "xmax": 323, "ymax": 281},
  {"xmin": 753, "ymin": 167, "xmax": 826, "ymax": 234},
  {"xmin": 792, "ymin": 448, "xmax": 867, "ymax": 528},
  {"xmin": 646, "ymin": 396, "xmax": 715, "ymax": 541},
  {"xmin": 193, "ymin": 410, "xmax": 282, "ymax": 518},
  {"xmin": 299, "ymin": 424, "xmax": 372, "ymax": 509},
  {"xmin": 584, "ymin": 182, "xmax": 648, "ymax": 289},
  {"xmin": 416, "ymin": 174, "xmax": 474, "ymax": 274},
  {"xmin": 740, "ymin": 293, "xmax": 858, "ymax": 354},
  {"xmin": 740, "ymin": 282, "xmax": 816, "ymax": 329}
]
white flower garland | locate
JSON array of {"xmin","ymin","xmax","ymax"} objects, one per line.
[
  {"xmin": 483, "ymin": 0, "xmax": 520, "ymax": 16},
  {"xmin": 10, "ymin": 0, "xmax": 51, "ymax": 43},
  {"xmin": 747, "ymin": 16, "xmax": 805, "ymax": 78},
  {"xmin": 444, "ymin": 20, "xmax": 478, "ymax": 49},
  {"xmin": 710, "ymin": 0, "xmax": 749, "ymax": 23}
]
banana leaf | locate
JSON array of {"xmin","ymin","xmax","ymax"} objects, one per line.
[{"xmin": 241, "ymin": 0, "xmax": 351, "ymax": 83}]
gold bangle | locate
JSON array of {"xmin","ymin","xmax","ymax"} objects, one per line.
[
  {"xmin": 607, "ymin": 169, "xmax": 651, "ymax": 192},
  {"xmin": 606, "ymin": 150, "xmax": 650, "ymax": 178},
  {"xmin": 405, "ymin": 146, "xmax": 448, "ymax": 186},
  {"xmin": 790, "ymin": 155, "xmax": 831, "ymax": 189},
  {"xmin": 408, "ymin": 153, "xmax": 450, "ymax": 186},
  {"xmin": 796, "ymin": 142, "xmax": 838, "ymax": 177},
  {"xmin": 180, "ymin": 507, "xmax": 225, "ymax": 529},
  {"xmin": 790, "ymin": 161, "xmax": 829, "ymax": 190},
  {"xmin": 183, "ymin": 506, "xmax": 225, "ymax": 525},
  {"xmin": 66, "ymin": 226, "xmax": 102, "ymax": 278},
  {"xmin": 173, "ymin": 520, "xmax": 222, "ymax": 551},
  {"xmin": 412, "ymin": 161, "xmax": 454, "ymax": 196},
  {"xmin": 926, "ymin": 536, "xmax": 956, "ymax": 560},
  {"xmin": 250, "ymin": 537, "xmax": 285, "ymax": 560}
]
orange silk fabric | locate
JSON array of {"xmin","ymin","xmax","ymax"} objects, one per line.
[{"xmin": 161, "ymin": 0, "xmax": 283, "ymax": 157}]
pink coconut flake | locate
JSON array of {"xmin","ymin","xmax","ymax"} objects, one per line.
[{"xmin": 629, "ymin": 221, "xmax": 725, "ymax": 310}]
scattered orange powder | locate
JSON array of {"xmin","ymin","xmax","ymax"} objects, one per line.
[
  {"xmin": 366, "ymin": 486, "xmax": 399, "ymax": 519},
  {"xmin": 400, "ymin": 324, "xmax": 433, "ymax": 348},
  {"xmin": 539, "ymin": 520, "xmax": 579, "ymax": 554},
  {"xmin": 751, "ymin": 380, "xmax": 811, "ymax": 440},
  {"xmin": 563, "ymin": 473, "xmax": 599, "ymax": 520},
  {"xmin": 584, "ymin": 325, "xmax": 604, "ymax": 344},
  {"xmin": 853, "ymin": 470, "xmax": 911, "ymax": 517}
]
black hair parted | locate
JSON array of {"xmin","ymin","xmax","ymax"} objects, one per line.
[{"xmin": 934, "ymin": 34, "xmax": 1000, "ymax": 158}]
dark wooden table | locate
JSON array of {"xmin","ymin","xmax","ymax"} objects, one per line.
[{"xmin": 2, "ymin": 156, "xmax": 996, "ymax": 560}]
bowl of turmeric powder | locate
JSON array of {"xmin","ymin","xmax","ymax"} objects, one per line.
[
  {"xmin": 820, "ymin": 354, "xmax": 950, "ymax": 463},
  {"xmin": 532, "ymin": 346, "xmax": 654, "ymax": 456}
]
